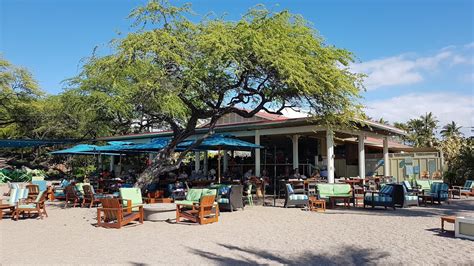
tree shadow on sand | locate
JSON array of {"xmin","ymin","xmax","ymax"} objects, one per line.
[{"xmin": 189, "ymin": 244, "xmax": 390, "ymax": 265}]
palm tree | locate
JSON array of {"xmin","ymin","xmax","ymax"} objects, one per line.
[
  {"xmin": 377, "ymin": 118, "xmax": 389, "ymax": 125},
  {"xmin": 440, "ymin": 121, "xmax": 462, "ymax": 138}
]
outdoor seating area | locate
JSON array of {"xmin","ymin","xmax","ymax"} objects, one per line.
[{"xmin": 1, "ymin": 0, "xmax": 473, "ymax": 264}]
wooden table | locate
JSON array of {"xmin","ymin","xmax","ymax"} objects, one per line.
[
  {"xmin": 418, "ymin": 195, "xmax": 431, "ymax": 206},
  {"xmin": 441, "ymin": 216, "xmax": 456, "ymax": 232},
  {"xmin": 329, "ymin": 196, "xmax": 350, "ymax": 208},
  {"xmin": 308, "ymin": 196, "xmax": 326, "ymax": 212}
]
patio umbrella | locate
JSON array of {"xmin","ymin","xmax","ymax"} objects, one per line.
[
  {"xmin": 178, "ymin": 134, "xmax": 263, "ymax": 183},
  {"xmin": 49, "ymin": 144, "xmax": 120, "ymax": 155}
]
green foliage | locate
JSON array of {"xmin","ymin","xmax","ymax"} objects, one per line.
[
  {"xmin": 394, "ymin": 112, "xmax": 439, "ymax": 147},
  {"xmin": 441, "ymin": 137, "xmax": 473, "ymax": 185},
  {"xmin": 0, "ymin": 169, "xmax": 33, "ymax": 183},
  {"xmin": 440, "ymin": 121, "xmax": 462, "ymax": 139}
]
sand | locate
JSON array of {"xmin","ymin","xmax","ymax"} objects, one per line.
[{"xmin": 1, "ymin": 198, "xmax": 473, "ymax": 265}]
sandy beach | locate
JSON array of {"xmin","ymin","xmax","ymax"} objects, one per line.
[{"xmin": 1, "ymin": 198, "xmax": 473, "ymax": 265}]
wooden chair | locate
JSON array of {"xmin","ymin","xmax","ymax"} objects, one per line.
[
  {"xmin": 64, "ymin": 185, "xmax": 82, "ymax": 208},
  {"xmin": 26, "ymin": 184, "xmax": 39, "ymax": 200},
  {"xmin": 176, "ymin": 195, "xmax": 219, "ymax": 225},
  {"xmin": 13, "ymin": 191, "xmax": 48, "ymax": 220},
  {"xmin": 97, "ymin": 198, "xmax": 144, "ymax": 229},
  {"xmin": 82, "ymin": 185, "xmax": 102, "ymax": 208}
]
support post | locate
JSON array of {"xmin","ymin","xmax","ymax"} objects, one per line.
[
  {"xmin": 358, "ymin": 133, "xmax": 365, "ymax": 180},
  {"xmin": 255, "ymin": 130, "xmax": 261, "ymax": 177},
  {"xmin": 203, "ymin": 151, "xmax": 208, "ymax": 175},
  {"xmin": 326, "ymin": 130, "xmax": 335, "ymax": 183},
  {"xmin": 223, "ymin": 150, "xmax": 229, "ymax": 173},
  {"xmin": 194, "ymin": 151, "xmax": 200, "ymax": 172},
  {"xmin": 383, "ymin": 137, "xmax": 390, "ymax": 177},
  {"xmin": 109, "ymin": 156, "xmax": 114, "ymax": 172},
  {"xmin": 292, "ymin": 135, "xmax": 300, "ymax": 171}
]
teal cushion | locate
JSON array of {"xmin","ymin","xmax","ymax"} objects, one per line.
[
  {"xmin": 289, "ymin": 194, "xmax": 308, "ymax": 200},
  {"xmin": 18, "ymin": 204, "xmax": 36, "ymax": 209},
  {"xmin": 32, "ymin": 180, "xmax": 47, "ymax": 192},
  {"xmin": 286, "ymin": 184, "xmax": 294, "ymax": 194},
  {"xmin": 217, "ymin": 198, "xmax": 229, "ymax": 204}
]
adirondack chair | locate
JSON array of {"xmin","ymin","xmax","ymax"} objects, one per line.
[
  {"xmin": 0, "ymin": 188, "xmax": 29, "ymax": 219},
  {"xmin": 26, "ymin": 184, "xmax": 40, "ymax": 200},
  {"xmin": 453, "ymin": 180, "xmax": 474, "ymax": 198},
  {"xmin": 82, "ymin": 185, "xmax": 106, "ymax": 208},
  {"xmin": 64, "ymin": 185, "xmax": 82, "ymax": 208},
  {"xmin": 176, "ymin": 194, "xmax": 219, "ymax": 225},
  {"xmin": 96, "ymin": 198, "xmax": 144, "ymax": 229},
  {"xmin": 13, "ymin": 190, "xmax": 48, "ymax": 220}
]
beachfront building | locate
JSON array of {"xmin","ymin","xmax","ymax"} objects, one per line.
[{"xmin": 99, "ymin": 111, "xmax": 442, "ymax": 182}]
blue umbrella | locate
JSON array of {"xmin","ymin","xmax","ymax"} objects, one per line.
[{"xmin": 49, "ymin": 144, "xmax": 117, "ymax": 155}]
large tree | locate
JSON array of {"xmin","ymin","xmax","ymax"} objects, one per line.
[
  {"xmin": 0, "ymin": 56, "xmax": 43, "ymax": 138},
  {"xmin": 440, "ymin": 121, "xmax": 462, "ymax": 139},
  {"xmin": 69, "ymin": 1, "xmax": 364, "ymax": 184},
  {"xmin": 394, "ymin": 112, "xmax": 439, "ymax": 147}
]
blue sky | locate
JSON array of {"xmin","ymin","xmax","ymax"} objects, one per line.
[{"xmin": 1, "ymin": 0, "xmax": 473, "ymax": 134}]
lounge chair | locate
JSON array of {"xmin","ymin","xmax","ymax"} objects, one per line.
[
  {"xmin": 26, "ymin": 184, "xmax": 40, "ymax": 200},
  {"xmin": 64, "ymin": 185, "xmax": 82, "ymax": 208},
  {"xmin": 427, "ymin": 182, "xmax": 449, "ymax": 204},
  {"xmin": 13, "ymin": 190, "xmax": 48, "ymax": 220},
  {"xmin": 364, "ymin": 184, "xmax": 404, "ymax": 210},
  {"xmin": 452, "ymin": 180, "xmax": 474, "ymax": 198},
  {"xmin": 119, "ymin": 188, "xmax": 143, "ymax": 212},
  {"xmin": 284, "ymin": 183, "xmax": 308, "ymax": 208},
  {"xmin": 243, "ymin": 184, "xmax": 254, "ymax": 206},
  {"xmin": 401, "ymin": 185, "xmax": 419, "ymax": 207},
  {"xmin": 217, "ymin": 185, "xmax": 244, "ymax": 212},
  {"xmin": 97, "ymin": 198, "xmax": 144, "ymax": 229},
  {"xmin": 175, "ymin": 188, "xmax": 217, "ymax": 206},
  {"xmin": 53, "ymin": 179, "xmax": 70, "ymax": 200},
  {"xmin": 176, "ymin": 194, "xmax": 219, "ymax": 225},
  {"xmin": 1, "ymin": 188, "xmax": 29, "ymax": 218},
  {"xmin": 82, "ymin": 185, "xmax": 107, "ymax": 208},
  {"xmin": 402, "ymin": 180, "xmax": 420, "ymax": 194}
]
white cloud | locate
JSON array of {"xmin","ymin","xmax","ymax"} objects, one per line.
[
  {"xmin": 365, "ymin": 92, "xmax": 474, "ymax": 137},
  {"xmin": 352, "ymin": 44, "xmax": 474, "ymax": 90}
]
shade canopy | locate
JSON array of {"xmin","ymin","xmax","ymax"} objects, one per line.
[
  {"xmin": 0, "ymin": 139, "xmax": 75, "ymax": 148},
  {"xmin": 49, "ymin": 144, "xmax": 120, "ymax": 156},
  {"xmin": 177, "ymin": 134, "xmax": 263, "ymax": 151}
]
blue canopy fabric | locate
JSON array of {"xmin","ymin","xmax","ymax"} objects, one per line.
[
  {"xmin": 50, "ymin": 144, "xmax": 120, "ymax": 156},
  {"xmin": 0, "ymin": 139, "xmax": 76, "ymax": 148},
  {"xmin": 177, "ymin": 134, "xmax": 263, "ymax": 151}
]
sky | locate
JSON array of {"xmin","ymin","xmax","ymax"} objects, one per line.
[{"xmin": 1, "ymin": 0, "xmax": 473, "ymax": 136}]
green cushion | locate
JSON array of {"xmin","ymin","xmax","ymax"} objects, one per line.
[
  {"xmin": 75, "ymin": 183, "xmax": 90, "ymax": 194},
  {"xmin": 119, "ymin": 188, "xmax": 143, "ymax": 207},
  {"xmin": 202, "ymin": 189, "xmax": 217, "ymax": 196},
  {"xmin": 316, "ymin": 184, "xmax": 333, "ymax": 196},
  {"xmin": 332, "ymin": 184, "xmax": 351, "ymax": 196},
  {"xmin": 175, "ymin": 200, "xmax": 196, "ymax": 206},
  {"xmin": 186, "ymin": 189, "xmax": 203, "ymax": 202},
  {"xmin": 416, "ymin": 180, "xmax": 431, "ymax": 190}
]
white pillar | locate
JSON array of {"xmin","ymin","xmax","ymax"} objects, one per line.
[
  {"xmin": 98, "ymin": 155, "xmax": 103, "ymax": 170},
  {"xmin": 109, "ymin": 156, "xmax": 114, "ymax": 172},
  {"xmin": 203, "ymin": 151, "xmax": 208, "ymax": 175},
  {"xmin": 326, "ymin": 130, "xmax": 335, "ymax": 183},
  {"xmin": 255, "ymin": 130, "xmax": 261, "ymax": 177},
  {"xmin": 223, "ymin": 150, "xmax": 229, "ymax": 172},
  {"xmin": 194, "ymin": 151, "xmax": 200, "ymax": 172},
  {"xmin": 292, "ymin": 135, "xmax": 300, "ymax": 170},
  {"xmin": 358, "ymin": 133, "xmax": 365, "ymax": 179},
  {"xmin": 383, "ymin": 137, "xmax": 390, "ymax": 177}
]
